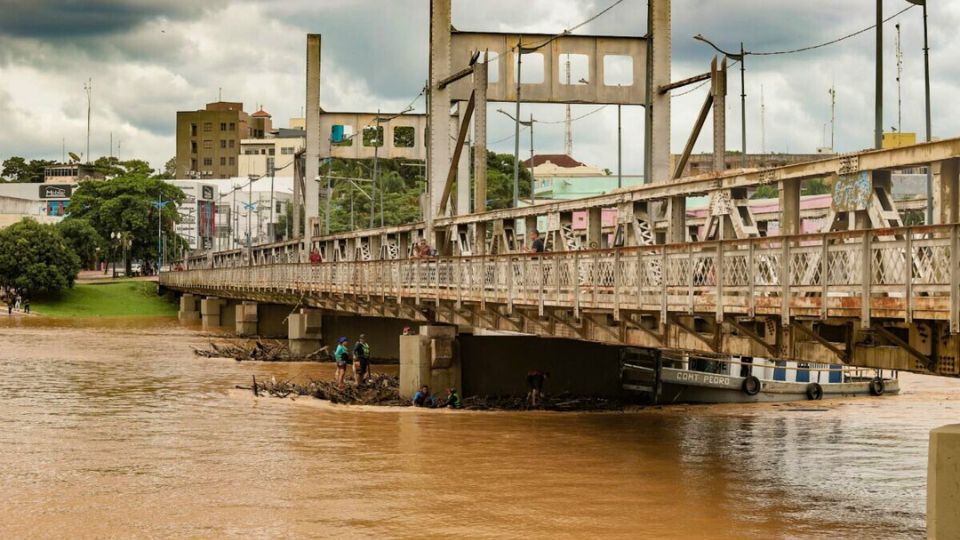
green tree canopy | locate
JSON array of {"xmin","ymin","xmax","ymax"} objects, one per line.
[
  {"xmin": 1, "ymin": 156, "xmax": 55, "ymax": 183},
  {"xmin": 91, "ymin": 157, "xmax": 155, "ymax": 178},
  {"xmin": 57, "ymin": 218, "xmax": 104, "ymax": 267},
  {"xmin": 68, "ymin": 175, "xmax": 185, "ymax": 267},
  {"xmin": 0, "ymin": 219, "xmax": 80, "ymax": 297}
]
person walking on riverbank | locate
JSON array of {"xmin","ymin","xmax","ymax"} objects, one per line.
[
  {"xmin": 334, "ymin": 337, "xmax": 350, "ymax": 389},
  {"xmin": 353, "ymin": 334, "xmax": 371, "ymax": 383},
  {"xmin": 526, "ymin": 369, "xmax": 549, "ymax": 407}
]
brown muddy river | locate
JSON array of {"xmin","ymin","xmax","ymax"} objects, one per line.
[{"xmin": 1, "ymin": 316, "xmax": 958, "ymax": 538}]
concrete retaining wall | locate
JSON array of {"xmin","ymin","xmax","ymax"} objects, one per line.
[
  {"xmin": 321, "ymin": 314, "xmax": 417, "ymax": 360},
  {"xmin": 459, "ymin": 335, "xmax": 624, "ymax": 397}
]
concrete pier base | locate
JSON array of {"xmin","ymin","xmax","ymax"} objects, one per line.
[
  {"xmin": 289, "ymin": 308, "xmax": 323, "ymax": 356},
  {"xmin": 928, "ymin": 424, "xmax": 960, "ymax": 539},
  {"xmin": 200, "ymin": 297, "xmax": 225, "ymax": 330},
  {"xmin": 178, "ymin": 293, "xmax": 200, "ymax": 322},
  {"xmin": 399, "ymin": 325, "xmax": 460, "ymax": 399},
  {"xmin": 235, "ymin": 302, "xmax": 259, "ymax": 336}
]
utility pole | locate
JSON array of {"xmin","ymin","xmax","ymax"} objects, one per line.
[
  {"xmin": 269, "ymin": 164, "xmax": 275, "ymax": 242},
  {"xmin": 896, "ymin": 23, "xmax": 903, "ymax": 134},
  {"xmin": 529, "ymin": 112, "xmax": 535, "ymax": 206},
  {"xmin": 564, "ymin": 54, "xmax": 573, "ymax": 156},
  {"xmin": 617, "ymin": 104, "xmax": 622, "ymax": 189},
  {"xmin": 829, "ymin": 85, "xmax": 836, "ymax": 150},
  {"xmin": 84, "ymin": 78, "xmax": 92, "ymax": 162},
  {"xmin": 373, "ymin": 109, "xmax": 381, "ymax": 228},
  {"xmin": 761, "ymin": 85, "xmax": 766, "ymax": 154},
  {"xmin": 512, "ymin": 39, "xmax": 523, "ymax": 208},
  {"xmin": 907, "ymin": 0, "xmax": 933, "ymax": 224},
  {"xmin": 739, "ymin": 42, "xmax": 747, "ymax": 167},
  {"xmin": 232, "ymin": 185, "xmax": 238, "ymax": 250},
  {"xmin": 875, "ymin": 0, "xmax": 883, "ymax": 150}
]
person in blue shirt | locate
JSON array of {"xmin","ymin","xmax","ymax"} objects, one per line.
[
  {"xmin": 334, "ymin": 337, "xmax": 350, "ymax": 389},
  {"xmin": 412, "ymin": 385, "xmax": 434, "ymax": 407}
]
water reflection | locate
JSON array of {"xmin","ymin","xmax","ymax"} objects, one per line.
[{"xmin": 0, "ymin": 316, "xmax": 956, "ymax": 538}]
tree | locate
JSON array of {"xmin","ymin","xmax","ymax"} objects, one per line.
[
  {"xmin": 158, "ymin": 157, "xmax": 177, "ymax": 179},
  {"xmin": 1, "ymin": 156, "xmax": 54, "ymax": 183},
  {"xmin": 0, "ymin": 219, "xmax": 80, "ymax": 297},
  {"xmin": 67, "ymin": 174, "xmax": 185, "ymax": 272},
  {"xmin": 57, "ymin": 218, "xmax": 104, "ymax": 269},
  {"xmin": 803, "ymin": 178, "xmax": 832, "ymax": 196},
  {"xmin": 92, "ymin": 157, "xmax": 155, "ymax": 178},
  {"xmin": 751, "ymin": 185, "xmax": 779, "ymax": 199}
]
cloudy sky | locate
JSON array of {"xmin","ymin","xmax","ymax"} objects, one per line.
[{"xmin": 1, "ymin": 0, "xmax": 959, "ymax": 175}]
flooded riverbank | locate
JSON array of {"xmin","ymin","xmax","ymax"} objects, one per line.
[{"xmin": 1, "ymin": 315, "xmax": 957, "ymax": 538}]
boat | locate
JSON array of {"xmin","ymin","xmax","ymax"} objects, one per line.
[{"xmin": 620, "ymin": 348, "xmax": 900, "ymax": 404}]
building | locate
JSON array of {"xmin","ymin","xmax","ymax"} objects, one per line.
[
  {"xmin": 526, "ymin": 154, "xmax": 644, "ymax": 201},
  {"xmin": 0, "ymin": 183, "xmax": 73, "ymax": 227},
  {"xmin": 164, "ymin": 181, "xmax": 220, "ymax": 252},
  {"xmin": 43, "ymin": 163, "xmax": 102, "ymax": 183},
  {"xmin": 238, "ymin": 132, "xmax": 305, "ymax": 178},
  {"xmin": 175, "ymin": 102, "xmax": 273, "ymax": 179}
]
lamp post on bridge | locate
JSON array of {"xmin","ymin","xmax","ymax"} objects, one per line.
[
  {"xmin": 906, "ymin": 0, "xmax": 933, "ymax": 223},
  {"xmin": 497, "ymin": 109, "xmax": 537, "ymax": 206}
]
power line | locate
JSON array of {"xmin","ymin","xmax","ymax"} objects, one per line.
[
  {"xmin": 749, "ymin": 4, "xmax": 915, "ymax": 56},
  {"xmin": 524, "ymin": 0, "xmax": 625, "ymax": 51},
  {"xmin": 536, "ymin": 105, "xmax": 609, "ymax": 124},
  {"xmin": 489, "ymin": 125, "xmax": 529, "ymax": 145}
]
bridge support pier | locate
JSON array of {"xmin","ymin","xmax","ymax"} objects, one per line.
[
  {"xmin": 200, "ymin": 297, "xmax": 225, "ymax": 330},
  {"xmin": 399, "ymin": 325, "xmax": 460, "ymax": 399},
  {"xmin": 928, "ymin": 424, "xmax": 960, "ymax": 539},
  {"xmin": 289, "ymin": 308, "xmax": 323, "ymax": 355},
  {"xmin": 178, "ymin": 294, "xmax": 200, "ymax": 322},
  {"xmin": 235, "ymin": 302, "xmax": 259, "ymax": 337}
]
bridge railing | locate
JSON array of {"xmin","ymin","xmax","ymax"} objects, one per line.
[{"xmin": 162, "ymin": 224, "xmax": 959, "ymax": 331}]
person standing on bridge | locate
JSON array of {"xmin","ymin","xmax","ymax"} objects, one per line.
[
  {"xmin": 334, "ymin": 337, "xmax": 351, "ymax": 389},
  {"xmin": 353, "ymin": 334, "xmax": 371, "ymax": 384},
  {"xmin": 529, "ymin": 229, "xmax": 545, "ymax": 253}
]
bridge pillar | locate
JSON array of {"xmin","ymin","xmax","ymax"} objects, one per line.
[
  {"xmin": 399, "ymin": 325, "xmax": 460, "ymax": 399},
  {"xmin": 200, "ymin": 297, "xmax": 225, "ymax": 330},
  {"xmin": 928, "ymin": 424, "xmax": 960, "ymax": 539},
  {"xmin": 934, "ymin": 158, "xmax": 959, "ymax": 225},
  {"xmin": 288, "ymin": 308, "xmax": 323, "ymax": 356},
  {"xmin": 779, "ymin": 179, "xmax": 801, "ymax": 236},
  {"xmin": 178, "ymin": 293, "xmax": 200, "ymax": 322},
  {"xmin": 235, "ymin": 301, "xmax": 259, "ymax": 337}
]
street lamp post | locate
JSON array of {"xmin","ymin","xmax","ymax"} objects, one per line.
[
  {"xmin": 694, "ymin": 34, "xmax": 747, "ymax": 167},
  {"xmin": 371, "ymin": 106, "xmax": 413, "ymax": 227},
  {"xmin": 497, "ymin": 109, "xmax": 536, "ymax": 205},
  {"xmin": 247, "ymin": 175, "xmax": 260, "ymax": 248},
  {"xmin": 907, "ymin": 0, "xmax": 933, "ymax": 223}
]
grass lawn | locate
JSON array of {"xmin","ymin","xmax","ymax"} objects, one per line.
[{"xmin": 31, "ymin": 280, "xmax": 177, "ymax": 318}]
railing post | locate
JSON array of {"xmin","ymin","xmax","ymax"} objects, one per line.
[
  {"xmin": 636, "ymin": 247, "xmax": 643, "ymax": 310},
  {"xmin": 660, "ymin": 245, "xmax": 668, "ymax": 321},
  {"xmin": 715, "ymin": 240, "xmax": 724, "ymax": 323},
  {"xmin": 781, "ymin": 237, "xmax": 790, "ymax": 327},
  {"xmin": 820, "ymin": 234, "xmax": 829, "ymax": 320},
  {"xmin": 861, "ymin": 230, "xmax": 872, "ymax": 329},
  {"xmin": 613, "ymin": 249, "xmax": 621, "ymax": 321},
  {"xmin": 435, "ymin": 258, "xmax": 440, "ymax": 307},
  {"xmin": 507, "ymin": 255, "xmax": 514, "ymax": 313},
  {"xmin": 480, "ymin": 256, "xmax": 487, "ymax": 311},
  {"xmin": 748, "ymin": 240, "xmax": 756, "ymax": 318},
  {"xmin": 415, "ymin": 257, "xmax": 421, "ymax": 305},
  {"xmin": 951, "ymin": 225, "xmax": 959, "ymax": 334},
  {"xmin": 905, "ymin": 228, "xmax": 913, "ymax": 323},
  {"xmin": 687, "ymin": 243, "xmax": 694, "ymax": 314},
  {"xmin": 574, "ymin": 250, "xmax": 581, "ymax": 319}
]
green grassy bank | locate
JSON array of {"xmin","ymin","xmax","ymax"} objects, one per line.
[{"xmin": 30, "ymin": 280, "xmax": 177, "ymax": 318}]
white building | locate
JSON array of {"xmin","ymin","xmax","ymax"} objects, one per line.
[
  {"xmin": 238, "ymin": 134, "xmax": 304, "ymax": 178},
  {"xmin": 0, "ymin": 183, "xmax": 73, "ymax": 228}
]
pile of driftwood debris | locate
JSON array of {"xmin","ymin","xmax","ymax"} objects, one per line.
[
  {"xmin": 194, "ymin": 340, "xmax": 328, "ymax": 362},
  {"xmin": 240, "ymin": 373, "xmax": 406, "ymax": 406},
  {"xmin": 239, "ymin": 374, "xmax": 631, "ymax": 411}
]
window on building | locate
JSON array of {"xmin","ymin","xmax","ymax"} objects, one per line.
[
  {"xmin": 191, "ymin": 158, "xmax": 197, "ymax": 170},
  {"xmin": 229, "ymin": 157, "xmax": 235, "ymax": 165},
  {"xmin": 220, "ymin": 122, "xmax": 227, "ymax": 131},
  {"xmin": 228, "ymin": 140, "xmax": 235, "ymax": 148},
  {"xmin": 203, "ymin": 139, "xmax": 213, "ymax": 149},
  {"xmin": 362, "ymin": 126, "xmax": 384, "ymax": 147},
  {"xmin": 229, "ymin": 122, "xmax": 236, "ymax": 130},
  {"xmin": 203, "ymin": 122, "xmax": 212, "ymax": 132},
  {"xmin": 203, "ymin": 158, "xmax": 213, "ymax": 166},
  {"xmin": 190, "ymin": 123, "xmax": 197, "ymax": 136},
  {"xmin": 220, "ymin": 140, "xmax": 227, "ymax": 149},
  {"xmin": 331, "ymin": 125, "xmax": 354, "ymax": 147},
  {"xmin": 281, "ymin": 147, "xmax": 294, "ymax": 155},
  {"xmin": 266, "ymin": 157, "xmax": 275, "ymax": 174},
  {"xmin": 220, "ymin": 157, "xmax": 227, "ymax": 166},
  {"xmin": 191, "ymin": 141, "xmax": 198, "ymax": 153},
  {"xmin": 268, "ymin": 148, "xmax": 275, "ymax": 156},
  {"xmin": 394, "ymin": 126, "xmax": 415, "ymax": 148}
]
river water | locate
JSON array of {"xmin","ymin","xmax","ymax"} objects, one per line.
[{"xmin": 1, "ymin": 316, "xmax": 957, "ymax": 539}]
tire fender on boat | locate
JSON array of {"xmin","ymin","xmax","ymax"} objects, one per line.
[
  {"xmin": 869, "ymin": 378, "xmax": 885, "ymax": 396},
  {"xmin": 806, "ymin": 382, "xmax": 823, "ymax": 401},
  {"xmin": 741, "ymin": 375, "xmax": 761, "ymax": 396}
]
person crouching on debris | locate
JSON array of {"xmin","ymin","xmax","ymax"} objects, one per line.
[
  {"xmin": 353, "ymin": 334, "xmax": 371, "ymax": 384},
  {"xmin": 413, "ymin": 385, "xmax": 434, "ymax": 407},
  {"xmin": 445, "ymin": 387, "xmax": 463, "ymax": 409},
  {"xmin": 334, "ymin": 337, "xmax": 351, "ymax": 389},
  {"xmin": 526, "ymin": 369, "xmax": 550, "ymax": 406}
]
